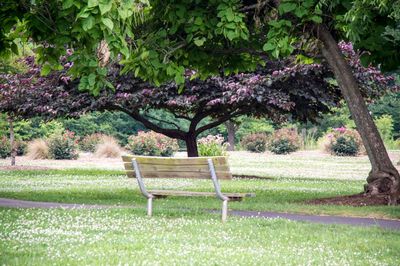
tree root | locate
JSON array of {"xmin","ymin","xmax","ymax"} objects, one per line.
[{"xmin": 365, "ymin": 169, "xmax": 400, "ymax": 205}]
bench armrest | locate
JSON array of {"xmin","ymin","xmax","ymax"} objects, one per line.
[
  {"xmin": 132, "ymin": 159, "xmax": 153, "ymax": 199},
  {"xmin": 208, "ymin": 159, "xmax": 229, "ymax": 201}
]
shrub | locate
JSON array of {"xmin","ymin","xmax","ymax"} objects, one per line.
[
  {"xmin": 269, "ymin": 128, "xmax": 300, "ymax": 154},
  {"xmin": 331, "ymin": 136, "xmax": 358, "ymax": 156},
  {"xmin": 269, "ymin": 139, "xmax": 298, "ymax": 154},
  {"xmin": 15, "ymin": 140, "xmax": 27, "ymax": 156},
  {"xmin": 320, "ymin": 127, "xmax": 364, "ymax": 156},
  {"xmin": 241, "ymin": 133, "xmax": 268, "ymax": 153},
  {"xmin": 126, "ymin": 131, "xmax": 178, "ymax": 157},
  {"xmin": 0, "ymin": 136, "xmax": 11, "ymax": 158},
  {"xmin": 198, "ymin": 135, "xmax": 228, "ymax": 156},
  {"xmin": 26, "ymin": 139, "xmax": 49, "ymax": 159},
  {"xmin": 79, "ymin": 133, "xmax": 107, "ymax": 152},
  {"xmin": 94, "ymin": 136, "xmax": 122, "ymax": 158},
  {"xmin": 48, "ymin": 130, "xmax": 79, "ymax": 160}
]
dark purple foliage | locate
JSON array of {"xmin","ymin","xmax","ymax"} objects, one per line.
[{"xmin": 0, "ymin": 43, "xmax": 398, "ymax": 156}]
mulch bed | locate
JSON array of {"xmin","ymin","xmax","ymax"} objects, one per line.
[
  {"xmin": 307, "ymin": 193, "xmax": 390, "ymax": 206},
  {"xmin": 0, "ymin": 165, "xmax": 52, "ymax": 171}
]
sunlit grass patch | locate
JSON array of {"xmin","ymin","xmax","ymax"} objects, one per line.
[
  {"xmin": 0, "ymin": 208, "xmax": 399, "ymax": 265},
  {"xmin": 1, "ymin": 169, "xmax": 399, "ymax": 219}
]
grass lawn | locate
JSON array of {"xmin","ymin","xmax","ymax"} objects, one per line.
[
  {"xmin": 1, "ymin": 151, "xmax": 400, "ymax": 265},
  {"xmin": 1, "ymin": 207, "xmax": 400, "ymax": 265},
  {"xmin": 0, "ymin": 168, "xmax": 400, "ymax": 219}
]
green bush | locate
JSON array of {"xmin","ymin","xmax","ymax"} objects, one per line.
[
  {"xmin": 48, "ymin": 130, "xmax": 79, "ymax": 160},
  {"xmin": 241, "ymin": 133, "xmax": 268, "ymax": 153},
  {"xmin": 269, "ymin": 128, "xmax": 300, "ymax": 155},
  {"xmin": 331, "ymin": 136, "xmax": 358, "ymax": 156},
  {"xmin": 320, "ymin": 127, "xmax": 363, "ymax": 156},
  {"xmin": 79, "ymin": 133, "xmax": 106, "ymax": 152},
  {"xmin": 126, "ymin": 131, "xmax": 178, "ymax": 157},
  {"xmin": 0, "ymin": 136, "xmax": 11, "ymax": 158},
  {"xmin": 269, "ymin": 139, "xmax": 298, "ymax": 154},
  {"xmin": 198, "ymin": 135, "xmax": 227, "ymax": 156},
  {"xmin": 15, "ymin": 140, "xmax": 27, "ymax": 156}
]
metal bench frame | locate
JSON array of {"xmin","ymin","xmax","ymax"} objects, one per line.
[{"xmin": 132, "ymin": 158, "xmax": 231, "ymax": 222}]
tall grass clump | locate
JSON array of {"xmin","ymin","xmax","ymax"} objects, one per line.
[
  {"xmin": 94, "ymin": 136, "xmax": 122, "ymax": 158},
  {"xmin": 79, "ymin": 133, "xmax": 107, "ymax": 152},
  {"xmin": 26, "ymin": 139, "xmax": 49, "ymax": 159}
]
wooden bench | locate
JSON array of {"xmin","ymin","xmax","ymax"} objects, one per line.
[{"xmin": 122, "ymin": 155, "xmax": 255, "ymax": 221}]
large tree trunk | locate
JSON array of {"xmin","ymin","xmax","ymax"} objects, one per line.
[
  {"xmin": 8, "ymin": 116, "xmax": 16, "ymax": 166},
  {"xmin": 225, "ymin": 121, "xmax": 236, "ymax": 151},
  {"xmin": 185, "ymin": 134, "xmax": 199, "ymax": 157},
  {"xmin": 317, "ymin": 25, "xmax": 400, "ymax": 204}
]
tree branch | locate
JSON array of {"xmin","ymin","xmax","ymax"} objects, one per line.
[
  {"xmin": 195, "ymin": 110, "xmax": 244, "ymax": 135},
  {"xmin": 142, "ymin": 112, "xmax": 182, "ymax": 130},
  {"xmin": 112, "ymin": 104, "xmax": 186, "ymax": 139}
]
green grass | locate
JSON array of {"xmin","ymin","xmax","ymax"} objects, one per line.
[
  {"xmin": 1, "ymin": 169, "xmax": 399, "ymax": 219},
  {"xmin": 1, "ymin": 207, "xmax": 399, "ymax": 265},
  {"xmin": 1, "ymin": 151, "xmax": 400, "ymax": 265}
]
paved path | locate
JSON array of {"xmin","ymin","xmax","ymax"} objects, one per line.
[{"xmin": 1, "ymin": 198, "xmax": 399, "ymax": 230}]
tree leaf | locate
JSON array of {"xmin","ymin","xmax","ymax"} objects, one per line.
[
  {"xmin": 279, "ymin": 3, "xmax": 297, "ymax": 14},
  {"xmin": 101, "ymin": 17, "xmax": 114, "ymax": 30},
  {"xmin": 226, "ymin": 8, "xmax": 235, "ymax": 22},
  {"xmin": 82, "ymin": 16, "xmax": 95, "ymax": 31},
  {"xmin": 193, "ymin": 37, "xmax": 206, "ymax": 46},
  {"xmin": 40, "ymin": 64, "xmax": 52, "ymax": 76},
  {"xmin": 88, "ymin": 0, "xmax": 99, "ymax": 8},
  {"xmin": 310, "ymin": 15, "xmax": 322, "ymax": 24},
  {"xmin": 99, "ymin": 0, "xmax": 112, "ymax": 15},
  {"xmin": 263, "ymin": 42, "xmax": 275, "ymax": 51},
  {"xmin": 62, "ymin": 0, "xmax": 75, "ymax": 9},
  {"xmin": 88, "ymin": 73, "xmax": 96, "ymax": 86}
]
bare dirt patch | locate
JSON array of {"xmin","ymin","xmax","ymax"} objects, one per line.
[{"xmin": 307, "ymin": 193, "xmax": 390, "ymax": 206}]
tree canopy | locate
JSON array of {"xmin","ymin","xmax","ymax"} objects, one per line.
[{"xmin": 1, "ymin": 42, "xmax": 396, "ymax": 156}]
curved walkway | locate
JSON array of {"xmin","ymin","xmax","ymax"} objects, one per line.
[{"xmin": 1, "ymin": 198, "xmax": 399, "ymax": 230}]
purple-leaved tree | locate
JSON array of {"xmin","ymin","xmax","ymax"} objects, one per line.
[{"xmin": 0, "ymin": 43, "xmax": 397, "ymax": 156}]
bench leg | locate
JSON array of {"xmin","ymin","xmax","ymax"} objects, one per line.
[
  {"xmin": 222, "ymin": 200, "xmax": 228, "ymax": 222},
  {"xmin": 147, "ymin": 197, "xmax": 153, "ymax": 216}
]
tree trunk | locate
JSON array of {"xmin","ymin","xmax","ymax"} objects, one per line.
[
  {"xmin": 185, "ymin": 134, "xmax": 199, "ymax": 157},
  {"xmin": 8, "ymin": 116, "xmax": 16, "ymax": 166},
  {"xmin": 226, "ymin": 121, "xmax": 236, "ymax": 151},
  {"xmin": 317, "ymin": 25, "xmax": 400, "ymax": 204}
]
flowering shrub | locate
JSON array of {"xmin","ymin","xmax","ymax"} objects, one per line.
[
  {"xmin": 0, "ymin": 136, "xmax": 11, "ymax": 158},
  {"xmin": 197, "ymin": 135, "xmax": 228, "ymax": 156},
  {"xmin": 48, "ymin": 130, "xmax": 79, "ymax": 160},
  {"xmin": 126, "ymin": 131, "xmax": 178, "ymax": 157},
  {"xmin": 79, "ymin": 133, "xmax": 107, "ymax": 152},
  {"xmin": 321, "ymin": 127, "xmax": 364, "ymax": 156},
  {"xmin": 269, "ymin": 128, "xmax": 300, "ymax": 154},
  {"xmin": 241, "ymin": 133, "xmax": 268, "ymax": 153}
]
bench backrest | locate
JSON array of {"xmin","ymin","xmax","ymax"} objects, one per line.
[{"xmin": 122, "ymin": 155, "xmax": 232, "ymax": 180}]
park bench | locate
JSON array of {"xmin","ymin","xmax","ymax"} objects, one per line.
[{"xmin": 122, "ymin": 155, "xmax": 255, "ymax": 221}]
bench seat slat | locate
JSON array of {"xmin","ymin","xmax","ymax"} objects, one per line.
[
  {"xmin": 122, "ymin": 155, "xmax": 228, "ymax": 166},
  {"xmin": 123, "ymin": 162, "xmax": 230, "ymax": 172},
  {"xmin": 125, "ymin": 170, "xmax": 232, "ymax": 179},
  {"xmin": 148, "ymin": 190, "xmax": 255, "ymax": 199}
]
